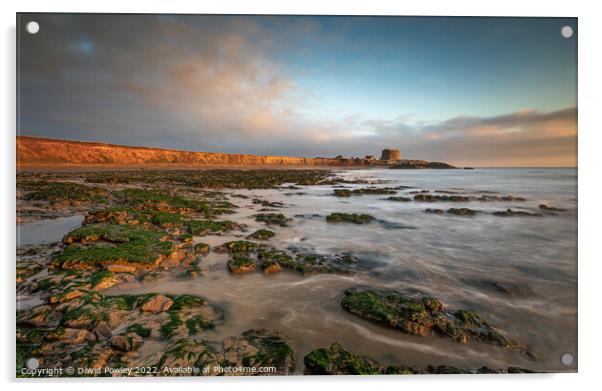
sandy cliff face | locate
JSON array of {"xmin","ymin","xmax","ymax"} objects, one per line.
[{"xmin": 16, "ymin": 136, "xmax": 363, "ymax": 169}]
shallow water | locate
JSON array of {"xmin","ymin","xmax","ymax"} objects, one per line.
[
  {"xmin": 17, "ymin": 215, "xmax": 84, "ymax": 246},
  {"xmin": 23, "ymin": 168, "xmax": 578, "ymax": 373}
]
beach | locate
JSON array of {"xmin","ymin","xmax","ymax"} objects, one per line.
[{"xmin": 16, "ymin": 167, "xmax": 577, "ymax": 376}]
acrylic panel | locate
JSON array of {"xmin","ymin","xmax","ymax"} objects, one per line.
[{"xmin": 16, "ymin": 13, "xmax": 577, "ymax": 377}]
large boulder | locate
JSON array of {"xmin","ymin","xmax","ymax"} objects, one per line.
[{"xmin": 341, "ymin": 287, "xmax": 524, "ymax": 350}]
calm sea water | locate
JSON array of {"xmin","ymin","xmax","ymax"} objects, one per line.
[{"xmin": 19, "ymin": 168, "xmax": 578, "ymax": 373}]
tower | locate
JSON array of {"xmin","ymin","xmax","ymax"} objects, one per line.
[{"xmin": 380, "ymin": 148, "xmax": 400, "ymax": 161}]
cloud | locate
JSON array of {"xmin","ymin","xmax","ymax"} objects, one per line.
[
  {"xmin": 347, "ymin": 107, "xmax": 577, "ymax": 167},
  {"xmin": 19, "ymin": 14, "xmax": 303, "ymax": 148},
  {"xmin": 18, "ymin": 14, "xmax": 577, "ymax": 167}
]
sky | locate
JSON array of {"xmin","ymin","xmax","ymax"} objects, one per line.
[{"xmin": 17, "ymin": 14, "xmax": 577, "ymax": 167}]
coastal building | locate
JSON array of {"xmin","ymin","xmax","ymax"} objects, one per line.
[{"xmin": 380, "ymin": 148, "xmax": 400, "ymax": 161}]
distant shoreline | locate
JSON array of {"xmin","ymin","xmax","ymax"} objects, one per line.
[{"xmin": 16, "ymin": 136, "xmax": 455, "ymax": 170}]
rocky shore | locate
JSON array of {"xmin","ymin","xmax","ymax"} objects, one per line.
[{"xmin": 16, "ymin": 168, "xmax": 568, "ymax": 376}]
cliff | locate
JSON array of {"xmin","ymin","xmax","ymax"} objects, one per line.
[{"xmin": 16, "ymin": 136, "xmax": 368, "ymax": 169}]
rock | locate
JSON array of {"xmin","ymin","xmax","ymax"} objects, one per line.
[
  {"xmin": 386, "ymin": 196, "xmax": 411, "ymax": 202},
  {"xmin": 333, "ymin": 189, "xmax": 351, "ymax": 197},
  {"xmin": 334, "ymin": 188, "xmax": 397, "ymax": 197},
  {"xmin": 507, "ymin": 367, "xmax": 537, "ymax": 373},
  {"xmin": 156, "ymin": 329, "xmax": 294, "ymax": 376},
  {"xmin": 227, "ymin": 254, "xmax": 257, "ymax": 273},
  {"xmin": 326, "ymin": 212, "xmax": 374, "ymax": 224},
  {"xmin": 305, "ymin": 342, "xmax": 538, "ymax": 375},
  {"xmin": 111, "ymin": 332, "xmax": 144, "ymax": 352},
  {"xmin": 106, "ymin": 264, "xmax": 137, "ymax": 273},
  {"xmin": 260, "ymin": 248, "xmax": 359, "ymax": 276},
  {"xmin": 253, "ymin": 213, "xmax": 289, "ymax": 226},
  {"xmin": 92, "ymin": 273, "xmax": 121, "ymax": 290},
  {"xmin": 141, "ymin": 294, "xmax": 174, "ymax": 314},
  {"xmin": 166, "ymin": 227, "xmax": 181, "ymax": 237},
  {"xmin": 193, "ymin": 242, "xmax": 210, "ymax": 255},
  {"xmin": 180, "ymin": 234, "xmax": 193, "ymax": 243},
  {"xmin": 492, "ymin": 209, "xmax": 542, "ymax": 217},
  {"xmin": 215, "ymin": 240, "xmax": 262, "ymax": 253},
  {"xmin": 263, "ymin": 263, "xmax": 282, "ymax": 273},
  {"xmin": 214, "ymin": 241, "xmax": 360, "ymax": 276},
  {"xmin": 389, "ymin": 160, "xmax": 456, "ymax": 169},
  {"xmin": 49, "ymin": 289, "xmax": 86, "ymax": 304},
  {"xmin": 252, "ymin": 198, "xmax": 285, "ymax": 208},
  {"xmin": 340, "ymin": 287, "xmax": 523, "ymax": 350},
  {"xmin": 61, "ymin": 305, "xmax": 106, "ymax": 330},
  {"xmin": 94, "ymin": 321, "xmax": 113, "ymax": 340},
  {"xmin": 476, "ymin": 195, "xmax": 526, "ymax": 202},
  {"xmin": 107, "ymin": 310, "xmax": 129, "ymax": 329},
  {"xmin": 223, "ymin": 329, "xmax": 295, "ymax": 376},
  {"xmin": 79, "ymin": 347, "xmax": 115, "ymax": 370},
  {"xmin": 423, "ymin": 365, "xmax": 472, "ymax": 374},
  {"xmin": 539, "ymin": 204, "xmax": 567, "ymax": 212},
  {"xmin": 247, "ymin": 229, "xmax": 275, "ymax": 240},
  {"xmin": 16, "ymin": 259, "xmax": 43, "ymax": 283},
  {"xmin": 45, "ymin": 327, "xmax": 97, "ymax": 344},
  {"xmin": 415, "ymin": 194, "xmax": 471, "ymax": 202},
  {"xmin": 304, "ymin": 343, "xmax": 381, "ymax": 375},
  {"xmin": 161, "ymin": 250, "xmax": 188, "ymax": 268},
  {"xmin": 158, "ymin": 338, "xmax": 221, "ymax": 374},
  {"xmin": 425, "ymin": 208, "xmax": 444, "ymax": 214},
  {"xmin": 17, "ymin": 305, "xmax": 61, "ymax": 328},
  {"xmin": 447, "ymin": 208, "xmax": 477, "ymax": 216}
]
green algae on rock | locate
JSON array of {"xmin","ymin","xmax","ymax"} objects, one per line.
[
  {"xmin": 232, "ymin": 329, "xmax": 295, "ymax": 375},
  {"xmin": 247, "ymin": 229, "xmax": 276, "ymax": 240},
  {"xmin": 446, "ymin": 208, "xmax": 477, "ymax": 216},
  {"xmin": 215, "ymin": 240, "xmax": 263, "ymax": 254},
  {"xmin": 154, "ymin": 328, "xmax": 295, "ymax": 376},
  {"xmin": 186, "ymin": 219, "xmax": 238, "ymax": 236},
  {"xmin": 386, "ymin": 196, "xmax": 412, "ymax": 202},
  {"xmin": 253, "ymin": 213, "xmax": 290, "ymax": 226},
  {"xmin": 304, "ymin": 342, "xmax": 381, "ymax": 375},
  {"xmin": 414, "ymin": 194, "xmax": 471, "ymax": 202},
  {"xmin": 492, "ymin": 209, "xmax": 542, "ymax": 217},
  {"xmin": 83, "ymin": 169, "xmax": 336, "ymax": 189},
  {"xmin": 326, "ymin": 212, "xmax": 374, "ymax": 224},
  {"xmin": 193, "ymin": 242, "xmax": 210, "ymax": 255},
  {"xmin": 227, "ymin": 253, "xmax": 257, "ymax": 273},
  {"xmin": 341, "ymin": 287, "xmax": 524, "ymax": 351},
  {"xmin": 16, "ymin": 290, "xmax": 223, "ymax": 376},
  {"xmin": 19, "ymin": 181, "xmax": 109, "ymax": 204},
  {"xmin": 216, "ymin": 239, "xmax": 360, "ymax": 275},
  {"xmin": 333, "ymin": 188, "xmax": 397, "ymax": 197},
  {"xmin": 304, "ymin": 342, "xmax": 537, "ymax": 375},
  {"xmin": 54, "ymin": 223, "xmax": 175, "ymax": 270},
  {"xmin": 252, "ymin": 198, "xmax": 285, "ymax": 208}
]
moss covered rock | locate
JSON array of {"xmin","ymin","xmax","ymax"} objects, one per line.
[
  {"xmin": 227, "ymin": 254, "xmax": 257, "ymax": 273},
  {"xmin": 304, "ymin": 343, "xmax": 380, "ymax": 375},
  {"xmin": 326, "ymin": 212, "xmax": 374, "ymax": 224},
  {"xmin": 193, "ymin": 242, "xmax": 210, "ymax": 255},
  {"xmin": 253, "ymin": 213, "xmax": 290, "ymax": 226},
  {"xmin": 54, "ymin": 223, "xmax": 174, "ymax": 270},
  {"xmin": 224, "ymin": 329, "xmax": 295, "ymax": 375},
  {"xmin": 341, "ymin": 287, "xmax": 522, "ymax": 350},
  {"xmin": 247, "ymin": 229, "xmax": 276, "ymax": 240}
]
